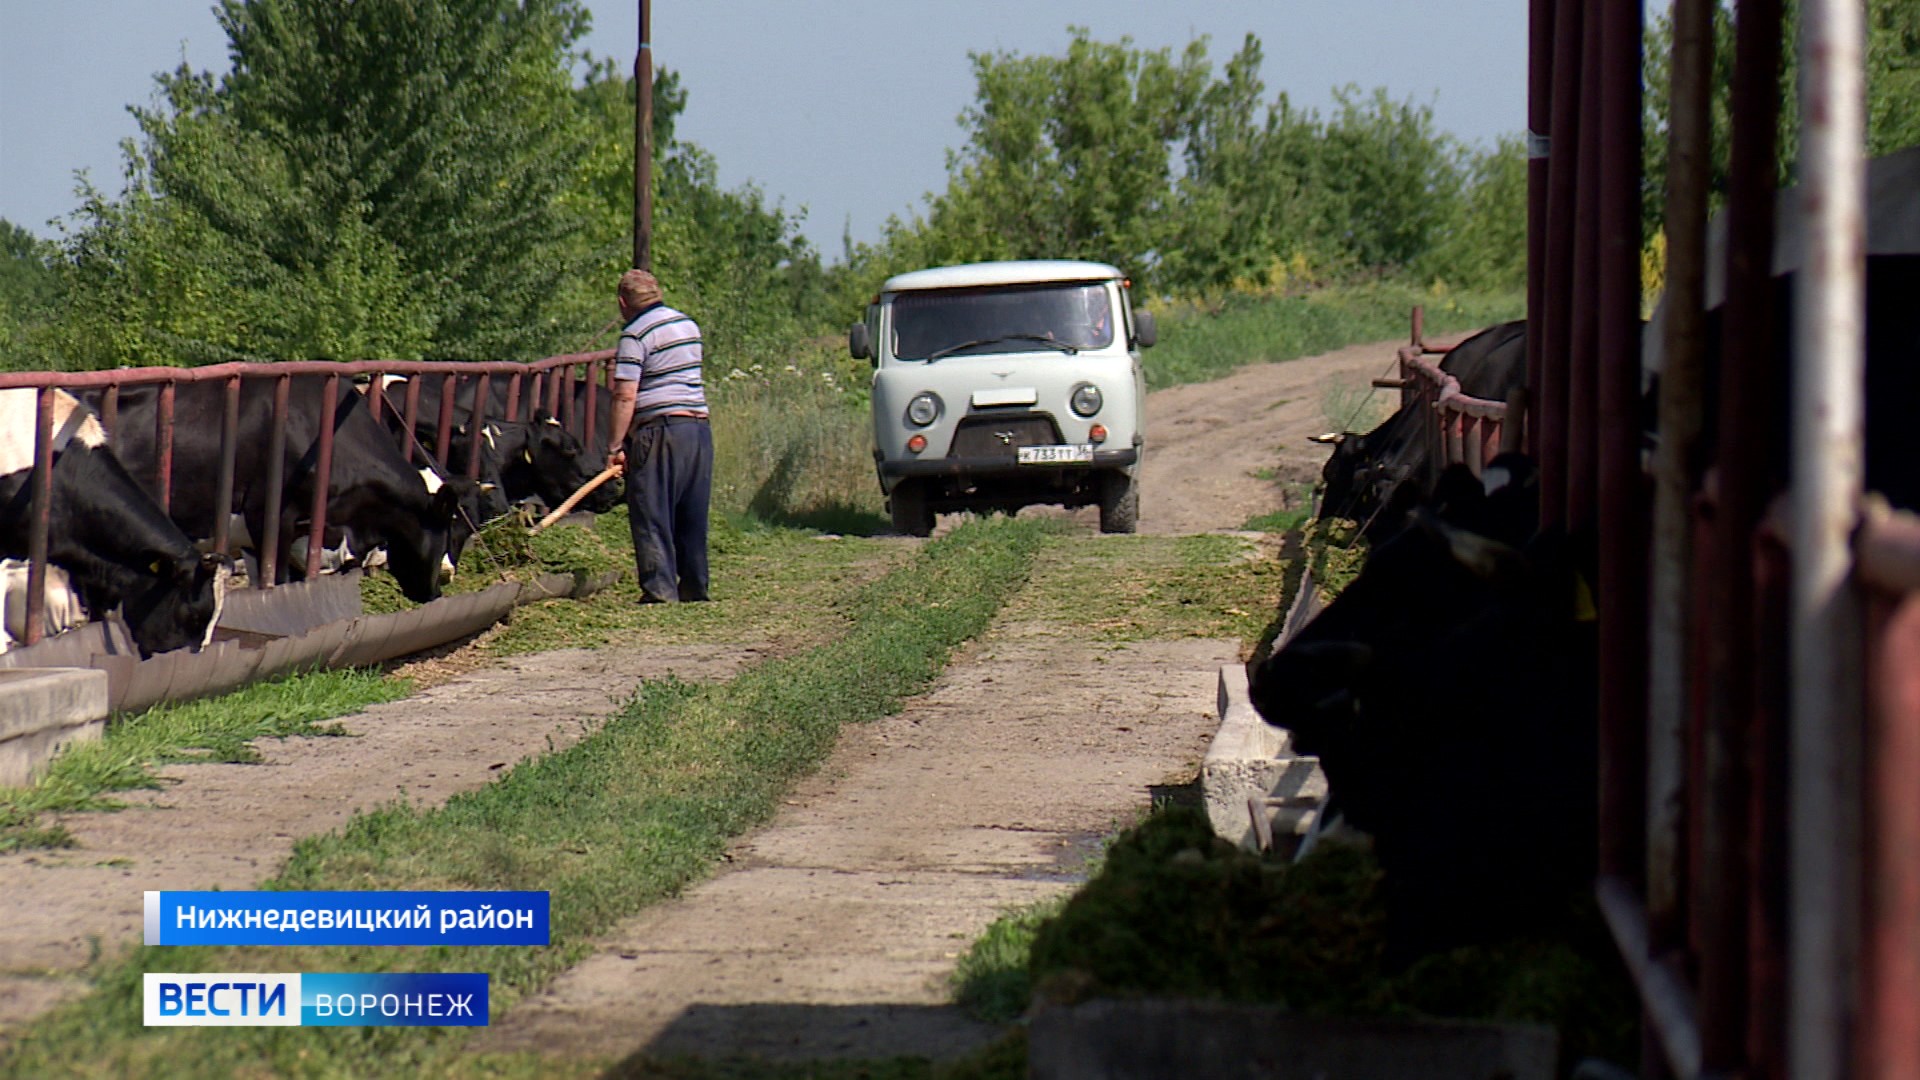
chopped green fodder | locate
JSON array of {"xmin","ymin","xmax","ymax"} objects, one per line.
[
  {"xmin": 1025, "ymin": 806, "xmax": 1638, "ymax": 1070},
  {"xmin": 0, "ymin": 518, "xmax": 1044, "ymax": 1079}
]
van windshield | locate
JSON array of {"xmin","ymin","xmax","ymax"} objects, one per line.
[{"xmin": 890, "ymin": 282, "xmax": 1114, "ymax": 361}]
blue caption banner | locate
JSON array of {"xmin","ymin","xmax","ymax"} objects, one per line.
[
  {"xmin": 144, "ymin": 890, "xmax": 549, "ymax": 946},
  {"xmin": 143, "ymin": 973, "xmax": 489, "ymax": 1027}
]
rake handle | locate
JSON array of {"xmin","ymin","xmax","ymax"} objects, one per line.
[{"xmin": 530, "ymin": 465, "xmax": 622, "ymax": 534}]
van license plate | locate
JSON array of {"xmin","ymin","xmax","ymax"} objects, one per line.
[{"xmin": 1017, "ymin": 444, "xmax": 1094, "ymax": 465}]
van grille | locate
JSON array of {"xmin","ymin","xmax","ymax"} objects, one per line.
[{"xmin": 948, "ymin": 413, "xmax": 1063, "ymax": 459}]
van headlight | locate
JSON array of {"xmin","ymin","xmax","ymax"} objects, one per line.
[
  {"xmin": 906, "ymin": 392, "xmax": 942, "ymax": 427},
  {"xmin": 1069, "ymin": 383, "xmax": 1103, "ymax": 417}
]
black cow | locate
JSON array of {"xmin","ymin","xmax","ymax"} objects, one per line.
[
  {"xmin": 0, "ymin": 389, "xmax": 227, "ymax": 657},
  {"xmin": 83, "ymin": 378, "xmax": 474, "ymax": 604},
  {"xmin": 1251, "ymin": 457, "xmax": 1597, "ymax": 962},
  {"xmin": 1318, "ymin": 320, "xmax": 1528, "ymax": 535},
  {"xmin": 376, "ymin": 376, "xmax": 620, "ymax": 513}
]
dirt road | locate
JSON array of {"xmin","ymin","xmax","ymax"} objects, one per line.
[{"xmin": 0, "ymin": 339, "xmax": 1403, "ymax": 1059}]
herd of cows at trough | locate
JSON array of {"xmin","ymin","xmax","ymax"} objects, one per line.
[
  {"xmin": 0, "ymin": 373, "xmax": 620, "ymax": 657},
  {"xmin": 1249, "ymin": 240, "xmax": 1919, "ymax": 963}
]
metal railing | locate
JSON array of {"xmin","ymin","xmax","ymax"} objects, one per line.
[{"xmin": 1, "ymin": 348, "xmax": 616, "ymax": 647}]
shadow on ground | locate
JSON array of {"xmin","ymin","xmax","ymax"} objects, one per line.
[{"xmin": 605, "ymin": 1002, "xmax": 1007, "ymax": 1076}]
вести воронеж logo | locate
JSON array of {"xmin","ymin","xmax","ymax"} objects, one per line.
[{"xmin": 143, "ymin": 973, "xmax": 488, "ymax": 1027}]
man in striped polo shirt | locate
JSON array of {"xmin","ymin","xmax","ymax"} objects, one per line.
[{"xmin": 607, "ymin": 269, "xmax": 712, "ymax": 603}]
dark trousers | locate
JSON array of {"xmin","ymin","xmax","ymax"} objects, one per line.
[{"xmin": 623, "ymin": 417, "xmax": 712, "ymax": 602}]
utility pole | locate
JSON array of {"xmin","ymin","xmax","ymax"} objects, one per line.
[{"xmin": 633, "ymin": 0, "xmax": 653, "ymax": 270}]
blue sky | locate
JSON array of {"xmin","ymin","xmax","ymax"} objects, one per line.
[{"xmin": 0, "ymin": 1, "xmax": 1526, "ymax": 259}]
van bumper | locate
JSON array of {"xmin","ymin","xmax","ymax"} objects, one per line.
[{"xmin": 877, "ymin": 447, "xmax": 1138, "ymax": 478}]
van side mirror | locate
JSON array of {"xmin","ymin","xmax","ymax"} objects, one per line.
[
  {"xmin": 849, "ymin": 323, "xmax": 872, "ymax": 362},
  {"xmin": 1133, "ymin": 310, "xmax": 1157, "ymax": 349}
]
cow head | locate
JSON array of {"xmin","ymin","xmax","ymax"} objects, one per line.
[
  {"xmin": 525, "ymin": 411, "xmax": 620, "ymax": 512},
  {"xmin": 120, "ymin": 551, "xmax": 231, "ymax": 658},
  {"xmin": 384, "ymin": 479, "xmax": 476, "ymax": 604}
]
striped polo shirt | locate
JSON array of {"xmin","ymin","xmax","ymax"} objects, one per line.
[{"xmin": 615, "ymin": 302, "xmax": 709, "ymax": 422}]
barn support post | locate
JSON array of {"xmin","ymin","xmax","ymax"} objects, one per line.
[
  {"xmin": 260, "ymin": 375, "xmax": 290, "ymax": 589},
  {"xmin": 468, "ymin": 374, "xmax": 492, "ymax": 481},
  {"xmin": 1525, "ymin": 0, "xmax": 1553, "ymax": 456},
  {"xmin": 1647, "ymin": 0, "xmax": 1715, "ymax": 953},
  {"xmin": 1789, "ymin": 0, "xmax": 1866, "ymax": 1072},
  {"xmin": 1538, "ymin": 0, "xmax": 1584, "ymax": 531},
  {"xmin": 24, "ymin": 387, "xmax": 54, "ymax": 646},
  {"xmin": 1701, "ymin": 0, "xmax": 1786, "ymax": 1065},
  {"xmin": 1749, "ymin": 520, "xmax": 1793, "ymax": 1080},
  {"xmin": 306, "ymin": 375, "xmax": 339, "ymax": 581},
  {"xmin": 1595, "ymin": 0, "xmax": 1647, "ymax": 897},
  {"xmin": 505, "ymin": 372, "xmax": 523, "ymax": 424},
  {"xmin": 1565, "ymin": 0, "xmax": 1601, "ymax": 532},
  {"xmin": 212, "ymin": 376, "xmax": 240, "ymax": 559},
  {"xmin": 100, "ymin": 385, "xmax": 118, "ymax": 434},
  {"xmin": 1859, "ymin": 520, "xmax": 1920, "ymax": 1079}
]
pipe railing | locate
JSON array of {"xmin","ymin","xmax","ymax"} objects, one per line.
[
  {"xmin": 1395, "ymin": 309, "xmax": 1512, "ymax": 485},
  {"xmin": 7, "ymin": 350, "xmax": 616, "ymax": 647}
]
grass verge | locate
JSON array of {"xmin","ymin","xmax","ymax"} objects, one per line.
[
  {"xmin": 0, "ymin": 670, "xmax": 410, "ymax": 854},
  {"xmin": 1146, "ymin": 283, "xmax": 1522, "ymax": 391},
  {"xmin": 0, "ymin": 516, "xmax": 1045, "ymax": 1079}
]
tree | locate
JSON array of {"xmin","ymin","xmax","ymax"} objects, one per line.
[
  {"xmin": 1642, "ymin": 0, "xmax": 1920, "ymax": 245},
  {"xmin": 835, "ymin": 30, "xmax": 1474, "ymax": 307},
  {"xmin": 52, "ymin": 0, "xmax": 596, "ymax": 367},
  {"xmin": 560, "ymin": 61, "xmax": 829, "ymax": 361}
]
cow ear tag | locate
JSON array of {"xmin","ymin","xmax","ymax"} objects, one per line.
[
  {"xmin": 150, "ymin": 558, "xmax": 164, "ymax": 574},
  {"xmin": 1574, "ymin": 573, "xmax": 1599, "ymax": 622}
]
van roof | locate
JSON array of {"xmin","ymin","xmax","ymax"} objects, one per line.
[{"xmin": 880, "ymin": 260, "xmax": 1124, "ymax": 294}]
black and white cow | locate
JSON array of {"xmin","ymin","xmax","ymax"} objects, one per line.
[
  {"xmin": 83, "ymin": 378, "xmax": 475, "ymax": 604},
  {"xmin": 0, "ymin": 389, "xmax": 227, "ymax": 656},
  {"xmin": 377, "ymin": 375, "xmax": 621, "ymax": 513},
  {"xmin": 1250, "ymin": 458, "xmax": 1597, "ymax": 962}
]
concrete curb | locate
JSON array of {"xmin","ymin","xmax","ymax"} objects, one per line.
[
  {"xmin": 1200, "ymin": 663, "xmax": 1326, "ymax": 851},
  {"xmin": 0, "ymin": 668, "xmax": 109, "ymax": 787}
]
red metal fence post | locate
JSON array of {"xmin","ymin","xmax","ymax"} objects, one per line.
[
  {"xmin": 155, "ymin": 382, "xmax": 176, "ymax": 513},
  {"xmin": 467, "ymin": 374, "xmax": 491, "ymax": 480},
  {"xmin": 212, "ymin": 376, "xmax": 240, "ymax": 558},
  {"xmin": 24, "ymin": 387, "xmax": 54, "ymax": 646},
  {"xmin": 305, "ymin": 375, "xmax": 339, "ymax": 580},
  {"xmin": 260, "ymin": 375, "xmax": 290, "ymax": 589}
]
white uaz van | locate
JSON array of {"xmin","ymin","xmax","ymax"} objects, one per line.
[{"xmin": 849, "ymin": 260, "xmax": 1155, "ymax": 536}]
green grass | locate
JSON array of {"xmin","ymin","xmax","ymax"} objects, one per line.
[
  {"xmin": 1146, "ymin": 282, "xmax": 1522, "ymax": 391},
  {"xmin": 951, "ymin": 897, "xmax": 1071, "ymax": 1024},
  {"xmin": 0, "ymin": 670, "xmax": 410, "ymax": 853},
  {"xmin": 0, "ymin": 517, "xmax": 1046, "ymax": 1079}
]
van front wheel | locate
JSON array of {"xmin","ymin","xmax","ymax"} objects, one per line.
[
  {"xmin": 1098, "ymin": 471, "xmax": 1138, "ymax": 534},
  {"xmin": 889, "ymin": 480, "xmax": 935, "ymax": 537}
]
